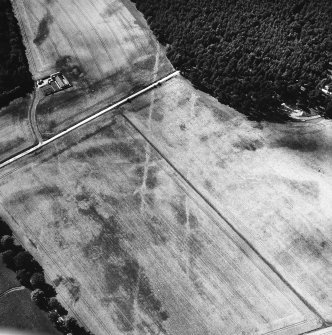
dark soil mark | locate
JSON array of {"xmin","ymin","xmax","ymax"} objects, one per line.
[
  {"xmin": 121, "ymin": 0, "xmax": 150, "ymax": 31},
  {"xmin": 55, "ymin": 56, "xmax": 83, "ymax": 82},
  {"xmin": 0, "ymin": 137, "xmax": 25, "ymax": 156},
  {"xmin": 271, "ymin": 135, "xmax": 319, "ymax": 152},
  {"xmin": 171, "ymin": 201, "xmax": 187, "ymax": 226},
  {"xmin": 28, "ymin": 238, "xmax": 38, "ymax": 249},
  {"xmin": 211, "ymin": 105, "xmax": 233, "ymax": 123},
  {"xmin": 70, "ymin": 141, "xmax": 145, "ymax": 164},
  {"xmin": 146, "ymin": 216, "xmax": 169, "ymax": 245},
  {"xmin": 200, "ymin": 135, "xmax": 208, "ymax": 142},
  {"xmin": 284, "ymin": 179, "xmax": 320, "ymax": 199},
  {"xmin": 151, "ymin": 111, "xmax": 164, "ymax": 122},
  {"xmin": 204, "ymin": 180, "xmax": 212, "ymax": 191},
  {"xmin": 179, "ymin": 123, "xmax": 186, "ymax": 131},
  {"xmin": 100, "ymin": 194, "xmax": 120, "ymax": 207},
  {"xmin": 189, "ymin": 213, "xmax": 199, "ymax": 229},
  {"xmin": 0, "ymin": 96, "xmax": 31, "ymax": 120},
  {"xmin": 80, "ymin": 208, "xmax": 124, "ymax": 257},
  {"xmin": 10, "ymin": 186, "xmax": 62, "ymax": 204},
  {"xmin": 146, "ymin": 166, "xmax": 159, "ymax": 189},
  {"xmin": 108, "ymin": 142, "xmax": 145, "ymax": 163},
  {"xmin": 63, "ymin": 277, "xmax": 80, "ymax": 302},
  {"xmin": 53, "ymin": 275, "xmax": 63, "ymax": 287},
  {"xmin": 102, "ymin": 2, "xmax": 123, "ymax": 18},
  {"xmin": 135, "ymin": 166, "xmax": 144, "ymax": 179},
  {"xmin": 33, "ymin": 12, "xmax": 53, "ymax": 46},
  {"xmin": 188, "ymin": 234, "xmax": 203, "ymax": 258},
  {"xmin": 290, "ymin": 234, "xmax": 331, "ymax": 264},
  {"xmin": 83, "ymin": 215, "xmax": 168, "ymax": 333},
  {"xmin": 114, "ymin": 297, "xmax": 135, "ymax": 332},
  {"xmin": 233, "ymin": 137, "xmax": 264, "ymax": 151}
]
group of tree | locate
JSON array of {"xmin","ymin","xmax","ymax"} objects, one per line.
[
  {"xmin": 134, "ymin": 0, "xmax": 332, "ymax": 121},
  {"xmin": 0, "ymin": 216, "xmax": 92, "ymax": 335},
  {"xmin": 0, "ymin": 0, "xmax": 33, "ymax": 109}
]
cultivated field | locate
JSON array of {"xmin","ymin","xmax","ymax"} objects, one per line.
[
  {"xmin": 0, "ymin": 113, "xmax": 320, "ymax": 335},
  {"xmin": 0, "ymin": 95, "xmax": 36, "ymax": 163},
  {"xmin": 12, "ymin": 0, "xmax": 173, "ymax": 137},
  {"xmin": 123, "ymin": 76, "xmax": 332, "ymax": 323},
  {"xmin": 0, "ymin": 256, "xmax": 59, "ymax": 334}
]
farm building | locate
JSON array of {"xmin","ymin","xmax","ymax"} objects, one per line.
[{"xmin": 36, "ymin": 72, "xmax": 71, "ymax": 96}]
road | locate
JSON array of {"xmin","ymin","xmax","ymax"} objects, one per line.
[
  {"xmin": 0, "ymin": 70, "xmax": 180, "ymax": 170},
  {"xmin": 28, "ymin": 89, "xmax": 43, "ymax": 144}
]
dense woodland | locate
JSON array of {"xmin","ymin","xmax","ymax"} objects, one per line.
[
  {"xmin": 0, "ymin": 0, "xmax": 33, "ymax": 109},
  {"xmin": 135, "ymin": 0, "xmax": 332, "ymax": 120}
]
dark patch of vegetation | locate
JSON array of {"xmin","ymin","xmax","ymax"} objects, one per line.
[
  {"xmin": 134, "ymin": 0, "xmax": 332, "ymax": 121},
  {"xmin": 171, "ymin": 201, "xmax": 187, "ymax": 225},
  {"xmin": 0, "ymin": 0, "xmax": 33, "ymax": 109},
  {"xmin": 55, "ymin": 55, "xmax": 83, "ymax": 82},
  {"xmin": 33, "ymin": 12, "xmax": 53, "ymax": 46},
  {"xmin": 0, "ymin": 216, "xmax": 93, "ymax": 335},
  {"xmin": 272, "ymin": 136, "xmax": 319, "ymax": 152},
  {"xmin": 83, "ymin": 215, "xmax": 169, "ymax": 332}
]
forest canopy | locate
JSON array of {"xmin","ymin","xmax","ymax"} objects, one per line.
[
  {"xmin": 0, "ymin": 0, "xmax": 33, "ymax": 108},
  {"xmin": 134, "ymin": 0, "xmax": 332, "ymax": 121}
]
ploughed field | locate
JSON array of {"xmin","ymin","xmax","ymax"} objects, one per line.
[
  {"xmin": 12, "ymin": 0, "xmax": 173, "ymax": 137},
  {"xmin": 0, "ymin": 109, "xmax": 321, "ymax": 335},
  {"xmin": 1, "ymin": 0, "xmax": 331, "ymax": 334},
  {"xmin": 123, "ymin": 76, "xmax": 332, "ymax": 323}
]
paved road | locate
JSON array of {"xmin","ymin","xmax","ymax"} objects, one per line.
[{"xmin": 0, "ymin": 71, "xmax": 180, "ymax": 170}]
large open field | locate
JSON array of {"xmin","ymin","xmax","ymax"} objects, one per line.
[
  {"xmin": 123, "ymin": 76, "xmax": 332, "ymax": 323},
  {"xmin": 0, "ymin": 111, "xmax": 321, "ymax": 335},
  {"xmin": 0, "ymin": 256, "xmax": 59, "ymax": 334},
  {"xmin": 0, "ymin": 95, "xmax": 36, "ymax": 163},
  {"xmin": 1, "ymin": 0, "xmax": 331, "ymax": 334},
  {"xmin": 12, "ymin": 0, "xmax": 173, "ymax": 137}
]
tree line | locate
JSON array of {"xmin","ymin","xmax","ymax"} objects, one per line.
[
  {"xmin": 0, "ymin": 217, "xmax": 93, "ymax": 335},
  {"xmin": 0, "ymin": 0, "xmax": 33, "ymax": 109},
  {"xmin": 134, "ymin": 0, "xmax": 332, "ymax": 121}
]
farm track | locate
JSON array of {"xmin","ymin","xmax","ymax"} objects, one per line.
[
  {"xmin": 0, "ymin": 286, "xmax": 25, "ymax": 299},
  {"xmin": 0, "ymin": 70, "xmax": 180, "ymax": 170},
  {"xmin": 28, "ymin": 90, "xmax": 43, "ymax": 144}
]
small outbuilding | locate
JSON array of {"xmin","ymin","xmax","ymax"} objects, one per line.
[{"xmin": 36, "ymin": 72, "xmax": 71, "ymax": 96}]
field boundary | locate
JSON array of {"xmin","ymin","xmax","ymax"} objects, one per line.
[
  {"xmin": 304, "ymin": 327, "xmax": 332, "ymax": 334},
  {"xmin": 0, "ymin": 70, "xmax": 180, "ymax": 170}
]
